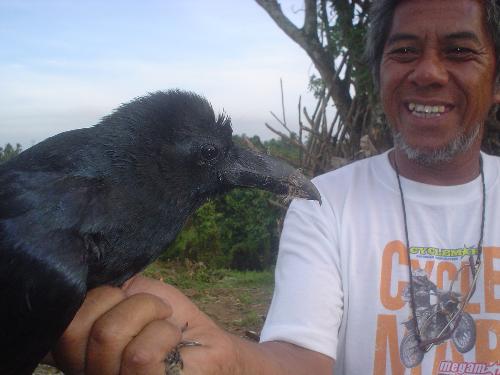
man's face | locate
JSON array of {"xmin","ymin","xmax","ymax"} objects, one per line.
[{"xmin": 380, "ymin": 0, "xmax": 500, "ymax": 162}]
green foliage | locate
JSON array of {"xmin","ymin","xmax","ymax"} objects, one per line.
[
  {"xmin": 217, "ymin": 188, "xmax": 281, "ymax": 270},
  {"xmin": 264, "ymin": 138, "xmax": 300, "ymax": 165},
  {"xmin": 162, "ymin": 201, "xmax": 224, "ymax": 268},
  {"xmin": 0, "ymin": 143, "xmax": 22, "ymax": 164},
  {"xmin": 162, "ymin": 187, "xmax": 282, "ymax": 270},
  {"xmin": 319, "ymin": 1, "xmax": 373, "ymax": 97},
  {"xmin": 308, "ymin": 74, "xmax": 326, "ymax": 99}
]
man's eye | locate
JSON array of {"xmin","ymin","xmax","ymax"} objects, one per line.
[
  {"xmin": 450, "ymin": 47, "xmax": 472, "ymax": 53},
  {"xmin": 391, "ymin": 47, "xmax": 415, "ymax": 54},
  {"xmin": 446, "ymin": 47, "xmax": 476, "ymax": 59},
  {"xmin": 387, "ymin": 47, "xmax": 418, "ymax": 61}
]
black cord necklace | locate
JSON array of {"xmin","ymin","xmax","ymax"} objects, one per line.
[{"xmin": 393, "ymin": 152, "xmax": 485, "ymax": 351}]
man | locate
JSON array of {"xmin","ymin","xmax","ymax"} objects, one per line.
[{"xmin": 48, "ymin": 0, "xmax": 500, "ymax": 373}]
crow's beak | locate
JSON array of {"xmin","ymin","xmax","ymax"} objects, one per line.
[{"xmin": 220, "ymin": 144, "xmax": 322, "ymax": 204}]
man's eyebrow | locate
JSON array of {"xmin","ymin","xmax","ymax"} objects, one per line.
[
  {"xmin": 444, "ymin": 31, "xmax": 481, "ymax": 45},
  {"xmin": 386, "ymin": 31, "xmax": 482, "ymax": 47},
  {"xmin": 386, "ymin": 33, "xmax": 419, "ymax": 46}
]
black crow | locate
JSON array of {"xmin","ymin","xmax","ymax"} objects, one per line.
[{"xmin": 0, "ymin": 90, "xmax": 320, "ymax": 374}]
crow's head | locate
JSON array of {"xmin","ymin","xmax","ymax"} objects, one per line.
[{"xmin": 98, "ymin": 90, "xmax": 321, "ymax": 206}]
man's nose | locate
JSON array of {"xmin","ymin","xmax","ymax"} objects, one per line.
[{"xmin": 408, "ymin": 49, "xmax": 448, "ymax": 88}]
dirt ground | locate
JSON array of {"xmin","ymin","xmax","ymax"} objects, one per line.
[{"xmin": 186, "ymin": 286, "xmax": 272, "ymax": 337}]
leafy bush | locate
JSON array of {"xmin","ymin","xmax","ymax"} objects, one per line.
[
  {"xmin": 162, "ymin": 188, "xmax": 282, "ymax": 270},
  {"xmin": 162, "ymin": 201, "xmax": 224, "ymax": 268},
  {"xmin": 217, "ymin": 188, "xmax": 281, "ymax": 270},
  {"xmin": 0, "ymin": 143, "xmax": 22, "ymax": 164}
]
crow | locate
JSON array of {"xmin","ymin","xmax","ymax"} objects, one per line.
[{"xmin": 0, "ymin": 90, "xmax": 320, "ymax": 374}]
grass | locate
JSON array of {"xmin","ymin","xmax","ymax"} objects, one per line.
[
  {"xmin": 144, "ymin": 259, "xmax": 274, "ymax": 294},
  {"xmin": 143, "ymin": 259, "xmax": 275, "ymax": 336}
]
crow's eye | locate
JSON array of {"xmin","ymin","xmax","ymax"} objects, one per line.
[{"xmin": 200, "ymin": 144, "xmax": 219, "ymax": 161}]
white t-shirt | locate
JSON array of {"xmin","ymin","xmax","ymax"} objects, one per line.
[{"xmin": 260, "ymin": 150, "xmax": 500, "ymax": 375}]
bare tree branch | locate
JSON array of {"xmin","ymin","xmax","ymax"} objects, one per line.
[
  {"xmin": 255, "ymin": 0, "xmax": 353, "ymax": 125},
  {"xmin": 280, "ymin": 78, "xmax": 287, "ymax": 128}
]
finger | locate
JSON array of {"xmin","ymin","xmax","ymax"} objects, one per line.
[
  {"xmin": 86, "ymin": 293, "xmax": 173, "ymax": 375},
  {"xmin": 124, "ymin": 275, "xmax": 203, "ymax": 327},
  {"xmin": 121, "ymin": 319, "xmax": 182, "ymax": 375},
  {"xmin": 53, "ymin": 286, "xmax": 126, "ymax": 374}
]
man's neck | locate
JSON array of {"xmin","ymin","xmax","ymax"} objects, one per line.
[{"xmin": 389, "ymin": 146, "xmax": 482, "ymax": 186}]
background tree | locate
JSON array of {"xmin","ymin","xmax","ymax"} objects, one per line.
[
  {"xmin": 0, "ymin": 143, "xmax": 23, "ymax": 164},
  {"xmin": 256, "ymin": 0, "xmax": 500, "ymax": 176}
]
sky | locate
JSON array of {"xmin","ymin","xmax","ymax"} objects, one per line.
[{"xmin": 0, "ymin": 0, "xmax": 318, "ymax": 148}]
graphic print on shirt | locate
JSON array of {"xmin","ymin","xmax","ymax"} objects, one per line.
[
  {"xmin": 399, "ymin": 268, "xmax": 476, "ymax": 368},
  {"xmin": 373, "ymin": 241, "xmax": 500, "ymax": 375}
]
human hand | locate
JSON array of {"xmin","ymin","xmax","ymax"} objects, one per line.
[
  {"xmin": 51, "ymin": 274, "xmax": 331, "ymax": 375},
  {"xmin": 50, "ymin": 276, "xmax": 183, "ymax": 374},
  {"xmin": 108, "ymin": 278, "xmax": 331, "ymax": 375},
  {"xmin": 123, "ymin": 276, "xmax": 242, "ymax": 375},
  {"xmin": 50, "ymin": 275, "xmax": 240, "ymax": 375}
]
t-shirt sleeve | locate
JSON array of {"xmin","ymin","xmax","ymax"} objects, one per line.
[{"xmin": 259, "ymin": 192, "xmax": 343, "ymax": 360}]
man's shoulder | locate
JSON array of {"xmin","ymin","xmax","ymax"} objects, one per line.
[
  {"xmin": 313, "ymin": 152, "xmax": 388, "ymax": 186},
  {"xmin": 483, "ymin": 152, "xmax": 500, "ymax": 163},
  {"xmin": 308, "ymin": 152, "xmax": 390, "ymax": 206},
  {"xmin": 482, "ymin": 152, "xmax": 500, "ymax": 191}
]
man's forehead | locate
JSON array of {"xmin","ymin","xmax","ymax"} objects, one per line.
[
  {"xmin": 395, "ymin": 0, "xmax": 483, "ymax": 13},
  {"xmin": 388, "ymin": 0, "xmax": 488, "ymax": 44}
]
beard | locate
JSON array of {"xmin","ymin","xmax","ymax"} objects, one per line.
[{"xmin": 392, "ymin": 124, "xmax": 482, "ymax": 166}]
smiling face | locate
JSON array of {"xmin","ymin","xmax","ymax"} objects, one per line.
[{"xmin": 380, "ymin": 0, "xmax": 500, "ymax": 165}]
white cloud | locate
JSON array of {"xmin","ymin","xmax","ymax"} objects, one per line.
[{"xmin": 0, "ymin": 50, "xmax": 318, "ymax": 147}]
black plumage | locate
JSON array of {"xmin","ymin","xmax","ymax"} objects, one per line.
[{"xmin": 0, "ymin": 90, "xmax": 320, "ymax": 374}]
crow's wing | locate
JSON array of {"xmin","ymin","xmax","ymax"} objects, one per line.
[
  {"xmin": 0, "ymin": 168, "xmax": 106, "ymax": 374},
  {"xmin": 0, "ymin": 228, "xmax": 88, "ymax": 375}
]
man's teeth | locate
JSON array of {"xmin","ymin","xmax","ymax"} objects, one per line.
[
  {"xmin": 408, "ymin": 103, "xmax": 446, "ymax": 115},
  {"xmin": 407, "ymin": 103, "xmax": 447, "ymax": 119}
]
